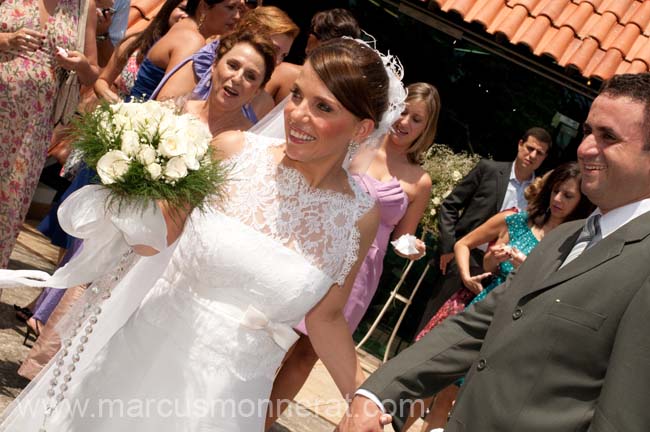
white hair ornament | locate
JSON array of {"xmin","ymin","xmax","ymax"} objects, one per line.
[{"xmin": 344, "ymin": 32, "xmax": 407, "ymax": 149}]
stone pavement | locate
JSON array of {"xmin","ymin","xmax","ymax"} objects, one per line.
[{"xmin": 0, "ymin": 222, "xmax": 421, "ymax": 431}]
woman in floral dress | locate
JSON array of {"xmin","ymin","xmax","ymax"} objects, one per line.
[{"xmin": 0, "ymin": 0, "xmax": 99, "ymax": 268}]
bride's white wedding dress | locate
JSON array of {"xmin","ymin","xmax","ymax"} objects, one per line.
[{"xmin": 0, "ymin": 132, "xmax": 374, "ymax": 431}]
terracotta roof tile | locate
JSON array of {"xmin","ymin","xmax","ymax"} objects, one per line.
[
  {"xmin": 597, "ymin": 0, "xmax": 635, "ymax": 21},
  {"xmin": 426, "ymin": 0, "xmax": 650, "ymax": 79},
  {"xmin": 591, "ymin": 48, "xmax": 623, "ymax": 78},
  {"xmin": 610, "ymin": 23, "xmax": 642, "ymax": 54},
  {"xmin": 537, "ymin": 0, "xmax": 571, "ymax": 22},
  {"xmin": 600, "ymin": 21, "xmax": 625, "ymax": 49},
  {"xmin": 629, "ymin": 35, "xmax": 650, "ymax": 64},
  {"xmin": 540, "ymin": 25, "xmax": 574, "ymax": 59},
  {"xmin": 560, "ymin": 2, "xmax": 594, "ymax": 35},
  {"xmin": 490, "ymin": 3, "xmax": 529, "ymax": 38},
  {"xmin": 564, "ymin": 37, "xmax": 598, "ymax": 70},
  {"xmin": 514, "ymin": 15, "xmax": 551, "ymax": 49},
  {"xmin": 626, "ymin": 1, "xmax": 650, "ymax": 35},
  {"xmin": 627, "ymin": 59, "xmax": 650, "ymax": 73},
  {"xmin": 466, "ymin": 0, "xmax": 503, "ymax": 25},
  {"xmin": 439, "ymin": 0, "xmax": 475, "ymax": 16}
]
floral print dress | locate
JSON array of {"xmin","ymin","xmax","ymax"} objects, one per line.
[{"xmin": 0, "ymin": 0, "xmax": 81, "ymax": 267}]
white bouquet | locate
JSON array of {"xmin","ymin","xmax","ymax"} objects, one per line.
[{"xmin": 73, "ymin": 100, "xmax": 227, "ymax": 211}]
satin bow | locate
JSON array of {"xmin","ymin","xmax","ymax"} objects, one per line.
[{"xmin": 240, "ymin": 305, "xmax": 299, "ymax": 351}]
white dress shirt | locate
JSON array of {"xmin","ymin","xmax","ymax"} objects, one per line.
[
  {"xmin": 500, "ymin": 163, "xmax": 534, "ymax": 212},
  {"xmin": 591, "ymin": 198, "xmax": 650, "ymax": 240}
]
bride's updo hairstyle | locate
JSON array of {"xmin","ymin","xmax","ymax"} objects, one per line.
[{"xmin": 306, "ymin": 38, "xmax": 390, "ymax": 128}]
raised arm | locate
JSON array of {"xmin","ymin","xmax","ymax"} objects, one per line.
[
  {"xmin": 305, "ymin": 203, "xmax": 380, "ymax": 401},
  {"xmin": 94, "ymin": 36, "xmax": 137, "ymax": 102},
  {"xmin": 454, "ymin": 210, "xmax": 513, "ymax": 294},
  {"xmin": 55, "ymin": 0, "xmax": 100, "ymax": 85},
  {"xmin": 152, "ymin": 27, "xmax": 205, "ymax": 101}
]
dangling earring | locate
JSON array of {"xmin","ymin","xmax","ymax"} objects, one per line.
[
  {"xmin": 348, "ymin": 140, "xmax": 360, "ymax": 159},
  {"xmin": 197, "ymin": 12, "xmax": 206, "ymax": 30},
  {"xmin": 343, "ymin": 139, "xmax": 360, "ymax": 170}
]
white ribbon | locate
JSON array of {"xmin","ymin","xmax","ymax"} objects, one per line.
[
  {"xmin": 0, "ymin": 185, "xmax": 167, "ymax": 289},
  {"xmin": 240, "ymin": 305, "xmax": 299, "ymax": 351}
]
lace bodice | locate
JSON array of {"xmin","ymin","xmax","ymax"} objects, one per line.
[{"xmin": 220, "ymin": 132, "xmax": 375, "ymax": 286}]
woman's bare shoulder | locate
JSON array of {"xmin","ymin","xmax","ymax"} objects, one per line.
[{"xmin": 211, "ymin": 130, "xmax": 246, "ymax": 160}]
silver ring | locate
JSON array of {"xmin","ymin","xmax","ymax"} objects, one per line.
[{"xmin": 25, "ymin": 34, "xmax": 32, "ymax": 41}]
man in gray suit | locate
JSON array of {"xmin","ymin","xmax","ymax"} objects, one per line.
[
  {"xmin": 418, "ymin": 127, "xmax": 551, "ymax": 329},
  {"xmin": 339, "ymin": 73, "xmax": 650, "ymax": 431}
]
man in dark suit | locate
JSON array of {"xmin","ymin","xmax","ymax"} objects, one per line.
[
  {"xmin": 418, "ymin": 127, "xmax": 551, "ymax": 329},
  {"xmin": 339, "ymin": 73, "xmax": 650, "ymax": 431}
]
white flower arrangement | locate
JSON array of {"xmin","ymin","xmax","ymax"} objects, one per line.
[
  {"xmin": 420, "ymin": 144, "xmax": 481, "ymax": 236},
  {"xmin": 73, "ymin": 100, "xmax": 227, "ymax": 211}
]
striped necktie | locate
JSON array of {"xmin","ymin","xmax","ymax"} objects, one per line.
[{"xmin": 559, "ymin": 214, "xmax": 602, "ymax": 269}]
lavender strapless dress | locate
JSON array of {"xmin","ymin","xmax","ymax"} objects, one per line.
[{"xmin": 295, "ymin": 173, "xmax": 409, "ymax": 334}]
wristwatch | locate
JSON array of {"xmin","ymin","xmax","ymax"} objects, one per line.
[{"xmin": 96, "ymin": 33, "xmax": 109, "ymax": 41}]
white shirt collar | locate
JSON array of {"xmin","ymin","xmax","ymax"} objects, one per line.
[
  {"xmin": 509, "ymin": 163, "xmax": 535, "ymax": 185},
  {"xmin": 591, "ymin": 198, "xmax": 650, "ymax": 239}
]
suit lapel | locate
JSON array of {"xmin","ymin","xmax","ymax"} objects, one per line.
[
  {"xmin": 522, "ymin": 211, "xmax": 650, "ymax": 298},
  {"xmin": 495, "ymin": 162, "xmax": 510, "ymax": 212}
]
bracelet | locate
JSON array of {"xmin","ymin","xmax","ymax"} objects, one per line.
[{"xmin": 96, "ymin": 33, "xmax": 109, "ymax": 41}]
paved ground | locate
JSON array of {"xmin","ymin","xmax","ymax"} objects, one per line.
[{"xmin": 0, "ymin": 221, "xmax": 419, "ymax": 431}]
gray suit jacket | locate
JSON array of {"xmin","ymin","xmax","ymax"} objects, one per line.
[
  {"xmin": 362, "ymin": 211, "xmax": 650, "ymax": 431},
  {"xmin": 438, "ymin": 160, "xmax": 511, "ymax": 254}
]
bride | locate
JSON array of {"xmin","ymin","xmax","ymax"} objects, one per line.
[{"xmin": 0, "ymin": 37, "xmax": 405, "ymax": 431}]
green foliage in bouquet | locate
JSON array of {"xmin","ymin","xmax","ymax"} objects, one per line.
[
  {"xmin": 72, "ymin": 100, "xmax": 228, "ymax": 212},
  {"xmin": 420, "ymin": 144, "xmax": 481, "ymax": 236}
]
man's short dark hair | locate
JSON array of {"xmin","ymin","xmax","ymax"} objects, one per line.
[
  {"xmin": 310, "ymin": 8, "xmax": 361, "ymax": 41},
  {"xmin": 600, "ymin": 73, "xmax": 650, "ymax": 150},
  {"xmin": 521, "ymin": 127, "xmax": 553, "ymax": 151}
]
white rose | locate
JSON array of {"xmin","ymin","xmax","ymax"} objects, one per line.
[
  {"xmin": 164, "ymin": 156, "xmax": 188, "ymax": 181},
  {"xmin": 144, "ymin": 119, "xmax": 160, "ymax": 138},
  {"xmin": 110, "ymin": 102, "xmax": 124, "ymax": 112},
  {"xmin": 432, "ymin": 197, "xmax": 441, "ymax": 206},
  {"xmin": 121, "ymin": 130, "xmax": 141, "ymax": 156},
  {"xmin": 112, "ymin": 113, "xmax": 131, "ymax": 130},
  {"xmin": 117, "ymin": 102, "xmax": 140, "ymax": 118},
  {"xmin": 158, "ymin": 116, "xmax": 178, "ymax": 139},
  {"xmin": 158, "ymin": 133, "xmax": 187, "ymax": 158},
  {"xmin": 183, "ymin": 149, "xmax": 200, "ymax": 171},
  {"xmin": 137, "ymin": 145, "xmax": 158, "ymax": 166},
  {"xmin": 146, "ymin": 162, "xmax": 162, "ymax": 180},
  {"xmin": 191, "ymin": 121, "xmax": 212, "ymax": 158},
  {"xmin": 96, "ymin": 150, "xmax": 131, "ymax": 185},
  {"xmin": 452, "ymin": 170, "xmax": 462, "ymax": 181},
  {"xmin": 98, "ymin": 111, "xmax": 111, "ymax": 131},
  {"xmin": 430, "ymin": 208, "xmax": 436, "ymax": 216}
]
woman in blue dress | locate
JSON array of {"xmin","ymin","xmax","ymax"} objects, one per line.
[{"xmin": 413, "ymin": 162, "xmax": 594, "ymax": 432}]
